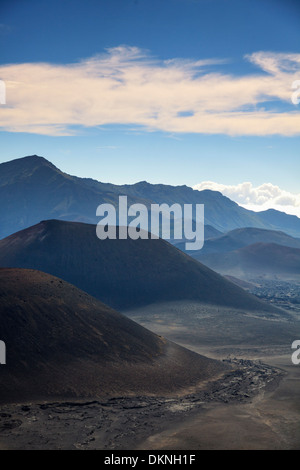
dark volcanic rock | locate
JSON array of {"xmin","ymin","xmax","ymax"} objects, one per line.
[{"xmin": 0, "ymin": 268, "xmax": 226, "ymax": 404}]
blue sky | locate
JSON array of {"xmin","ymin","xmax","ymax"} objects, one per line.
[{"xmin": 0, "ymin": 0, "xmax": 299, "ymax": 213}]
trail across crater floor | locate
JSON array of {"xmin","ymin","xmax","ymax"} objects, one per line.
[{"xmin": 0, "ymin": 359, "xmax": 284, "ymax": 450}]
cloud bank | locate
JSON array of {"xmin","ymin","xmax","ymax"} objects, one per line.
[
  {"xmin": 193, "ymin": 181, "xmax": 300, "ymax": 218},
  {"xmin": 0, "ymin": 47, "xmax": 299, "ymax": 136}
]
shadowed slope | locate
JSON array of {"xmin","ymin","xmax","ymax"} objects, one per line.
[
  {"xmin": 0, "ymin": 220, "xmax": 281, "ymax": 312},
  {"xmin": 192, "ymin": 227, "xmax": 300, "ymax": 255},
  {"xmin": 0, "ymin": 268, "xmax": 226, "ymax": 404},
  {"xmin": 198, "ymin": 243, "xmax": 300, "ymax": 280}
]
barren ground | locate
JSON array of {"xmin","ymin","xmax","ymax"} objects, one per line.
[{"xmin": 1, "ymin": 301, "xmax": 299, "ymax": 450}]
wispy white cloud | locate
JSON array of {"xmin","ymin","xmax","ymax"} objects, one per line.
[
  {"xmin": 0, "ymin": 46, "xmax": 299, "ymax": 136},
  {"xmin": 193, "ymin": 181, "xmax": 300, "ymax": 218}
]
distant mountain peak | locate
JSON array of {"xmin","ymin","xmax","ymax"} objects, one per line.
[
  {"xmin": 133, "ymin": 180, "xmax": 150, "ymax": 186},
  {"xmin": 1, "ymin": 154, "xmax": 59, "ymax": 173},
  {"xmin": 1, "ymin": 155, "xmax": 300, "ymax": 240},
  {"xmin": 13, "ymin": 154, "xmax": 51, "ymax": 164},
  {"xmin": 24, "ymin": 154, "xmax": 44, "ymax": 159},
  {"xmin": 23, "ymin": 154, "xmax": 60, "ymax": 168}
]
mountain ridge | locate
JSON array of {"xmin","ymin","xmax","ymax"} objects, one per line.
[
  {"xmin": 197, "ymin": 242, "xmax": 300, "ymax": 280},
  {"xmin": 1, "ymin": 155, "xmax": 300, "ymax": 239},
  {"xmin": 190, "ymin": 227, "xmax": 300, "ymax": 255}
]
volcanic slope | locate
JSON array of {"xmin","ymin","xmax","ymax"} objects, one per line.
[
  {"xmin": 197, "ymin": 242, "xmax": 300, "ymax": 280},
  {"xmin": 192, "ymin": 227, "xmax": 300, "ymax": 255},
  {"xmin": 0, "ymin": 220, "xmax": 281, "ymax": 313},
  {"xmin": 0, "ymin": 268, "xmax": 227, "ymax": 404}
]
